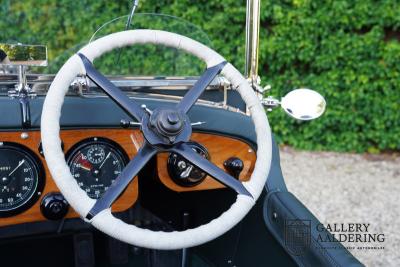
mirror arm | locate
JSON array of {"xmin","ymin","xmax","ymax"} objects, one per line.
[
  {"xmin": 8, "ymin": 65, "xmax": 36, "ymax": 128},
  {"xmin": 261, "ymin": 96, "xmax": 280, "ymax": 111},
  {"xmin": 19, "ymin": 97, "xmax": 31, "ymax": 128}
]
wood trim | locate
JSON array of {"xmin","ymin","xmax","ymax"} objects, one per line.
[
  {"xmin": 0, "ymin": 129, "xmax": 142, "ymax": 227},
  {"xmin": 157, "ymin": 133, "xmax": 256, "ymax": 192},
  {"xmin": 0, "ymin": 129, "xmax": 256, "ymax": 227}
]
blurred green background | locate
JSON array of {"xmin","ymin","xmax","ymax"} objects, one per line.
[{"xmin": 1, "ymin": 0, "xmax": 399, "ymax": 153}]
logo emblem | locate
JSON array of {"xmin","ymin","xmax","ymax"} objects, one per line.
[{"xmin": 284, "ymin": 219, "xmax": 311, "ymax": 256}]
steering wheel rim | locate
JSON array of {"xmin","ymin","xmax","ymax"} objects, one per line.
[{"xmin": 41, "ymin": 30, "xmax": 272, "ymax": 250}]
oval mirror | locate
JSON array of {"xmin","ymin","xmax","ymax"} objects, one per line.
[{"xmin": 281, "ymin": 88, "xmax": 326, "ymax": 120}]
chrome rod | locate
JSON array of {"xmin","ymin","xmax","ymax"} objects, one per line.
[
  {"xmin": 17, "ymin": 65, "xmax": 27, "ymax": 90},
  {"xmin": 245, "ymin": 0, "xmax": 261, "ymax": 90},
  {"xmin": 125, "ymin": 0, "xmax": 139, "ymax": 30}
]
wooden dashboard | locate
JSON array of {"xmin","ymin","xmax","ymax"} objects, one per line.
[
  {"xmin": 0, "ymin": 129, "xmax": 139, "ymax": 227},
  {"xmin": 157, "ymin": 133, "xmax": 256, "ymax": 191},
  {"xmin": 0, "ymin": 129, "xmax": 256, "ymax": 227}
]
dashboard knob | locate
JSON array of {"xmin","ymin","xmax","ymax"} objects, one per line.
[
  {"xmin": 223, "ymin": 157, "xmax": 244, "ymax": 179},
  {"xmin": 40, "ymin": 192, "xmax": 69, "ymax": 220}
]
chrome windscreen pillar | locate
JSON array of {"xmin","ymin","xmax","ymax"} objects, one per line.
[{"xmin": 245, "ymin": 0, "xmax": 261, "ymax": 95}]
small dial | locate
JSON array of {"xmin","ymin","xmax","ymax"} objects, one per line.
[
  {"xmin": 167, "ymin": 141, "xmax": 210, "ymax": 187},
  {"xmin": 0, "ymin": 142, "xmax": 44, "ymax": 217},
  {"xmin": 87, "ymin": 145, "xmax": 106, "ymax": 164},
  {"xmin": 66, "ymin": 138, "xmax": 128, "ymax": 199}
]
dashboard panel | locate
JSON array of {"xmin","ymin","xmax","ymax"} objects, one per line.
[
  {"xmin": 0, "ymin": 129, "xmax": 139, "ymax": 227},
  {"xmin": 0, "ymin": 129, "xmax": 256, "ymax": 227},
  {"xmin": 157, "ymin": 133, "xmax": 256, "ymax": 191}
]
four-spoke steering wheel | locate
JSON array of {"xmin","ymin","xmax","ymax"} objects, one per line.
[{"xmin": 41, "ymin": 30, "xmax": 272, "ymax": 249}]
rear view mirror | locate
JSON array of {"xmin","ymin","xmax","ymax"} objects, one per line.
[{"xmin": 0, "ymin": 43, "xmax": 47, "ymax": 66}]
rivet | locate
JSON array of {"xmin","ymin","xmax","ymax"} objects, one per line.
[
  {"xmin": 273, "ymin": 212, "xmax": 278, "ymax": 220},
  {"xmin": 21, "ymin": 132, "xmax": 29, "ymax": 139}
]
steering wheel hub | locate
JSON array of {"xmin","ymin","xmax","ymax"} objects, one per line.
[
  {"xmin": 141, "ymin": 108, "xmax": 191, "ymax": 146},
  {"xmin": 150, "ymin": 109, "xmax": 184, "ymax": 137}
]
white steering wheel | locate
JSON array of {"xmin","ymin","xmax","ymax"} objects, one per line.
[{"xmin": 41, "ymin": 30, "xmax": 272, "ymax": 250}]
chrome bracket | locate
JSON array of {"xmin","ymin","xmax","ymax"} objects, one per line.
[
  {"xmin": 71, "ymin": 75, "xmax": 90, "ymax": 96},
  {"xmin": 8, "ymin": 66, "xmax": 36, "ymax": 128},
  {"xmin": 261, "ymin": 96, "xmax": 280, "ymax": 111}
]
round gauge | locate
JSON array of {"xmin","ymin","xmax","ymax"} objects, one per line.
[
  {"xmin": 0, "ymin": 142, "xmax": 45, "ymax": 217},
  {"xmin": 66, "ymin": 137, "xmax": 129, "ymax": 199},
  {"xmin": 167, "ymin": 141, "xmax": 210, "ymax": 187}
]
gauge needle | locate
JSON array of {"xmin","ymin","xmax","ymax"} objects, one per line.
[
  {"xmin": 79, "ymin": 153, "xmax": 92, "ymax": 171},
  {"xmin": 8, "ymin": 160, "xmax": 25, "ymax": 177},
  {"xmin": 99, "ymin": 152, "xmax": 111, "ymax": 170},
  {"xmin": 80, "ymin": 165, "xmax": 91, "ymax": 171}
]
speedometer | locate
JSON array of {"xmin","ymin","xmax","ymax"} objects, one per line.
[
  {"xmin": 0, "ymin": 142, "xmax": 44, "ymax": 217},
  {"xmin": 66, "ymin": 137, "xmax": 129, "ymax": 199}
]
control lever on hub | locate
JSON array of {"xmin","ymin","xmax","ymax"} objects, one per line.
[
  {"xmin": 120, "ymin": 119, "xmax": 141, "ymax": 128},
  {"xmin": 223, "ymin": 157, "xmax": 244, "ymax": 179}
]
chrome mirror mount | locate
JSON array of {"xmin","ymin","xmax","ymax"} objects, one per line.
[
  {"xmin": 1, "ymin": 43, "xmax": 48, "ymax": 128},
  {"xmin": 261, "ymin": 88, "xmax": 326, "ymax": 121}
]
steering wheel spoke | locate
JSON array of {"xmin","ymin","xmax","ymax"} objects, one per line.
[
  {"xmin": 78, "ymin": 53, "xmax": 146, "ymax": 122},
  {"xmin": 176, "ymin": 61, "xmax": 227, "ymax": 113},
  {"xmin": 171, "ymin": 143, "xmax": 253, "ymax": 198},
  {"xmin": 86, "ymin": 142, "xmax": 156, "ymax": 220}
]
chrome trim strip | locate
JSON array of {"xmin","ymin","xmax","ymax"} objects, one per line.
[
  {"xmin": 0, "ymin": 75, "xmax": 245, "ymax": 114},
  {"xmin": 0, "ymin": 75, "xmax": 230, "ymax": 94}
]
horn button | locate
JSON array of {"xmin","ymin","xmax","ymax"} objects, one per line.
[{"xmin": 141, "ymin": 108, "xmax": 192, "ymax": 146}]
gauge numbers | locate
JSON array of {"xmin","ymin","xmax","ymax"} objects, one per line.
[
  {"xmin": 0, "ymin": 142, "xmax": 44, "ymax": 217},
  {"xmin": 67, "ymin": 138, "xmax": 128, "ymax": 199}
]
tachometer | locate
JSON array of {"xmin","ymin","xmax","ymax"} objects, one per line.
[
  {"xmin": 0, "ymin": 142, "xmax": 45, "ymax": 217},
  {"xmin": 66, "ymin": 137, "xmax": 129, "ymax": 199}
]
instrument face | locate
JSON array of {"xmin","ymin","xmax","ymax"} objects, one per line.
[
  {"xmin": 0, "ymin": 142, "xmax": 44, "ymax": 217},
  {"xmin": 66, "ymin": 137, "xmax": 129, "ymax": 199}
]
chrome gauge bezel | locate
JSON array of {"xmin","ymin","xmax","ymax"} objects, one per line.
[
  {"xmin": 65, "ymin": 137, "xmax": 129, "ymax": 199},
  {"xmin": 0, "ymin": 142, "xmax": 45, "ymax": 218}
]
